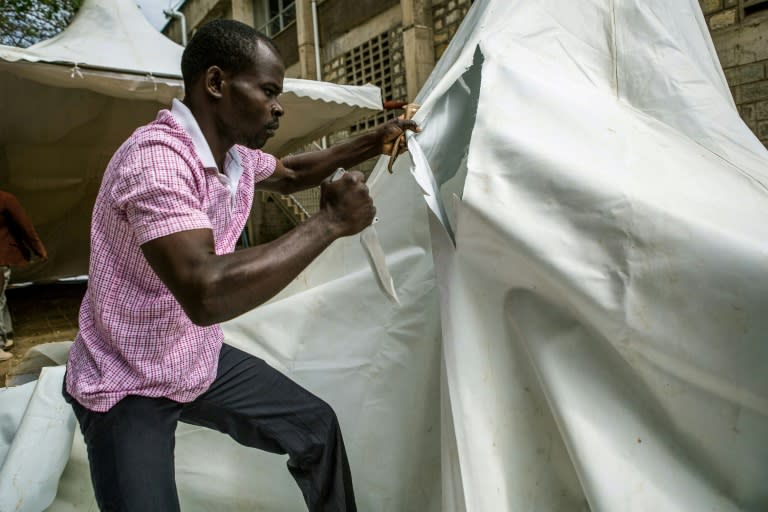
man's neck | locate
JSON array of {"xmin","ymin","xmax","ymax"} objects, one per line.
[{"xmin": 183, "ymin": 97, "xmax": 231, "ymax": 172}]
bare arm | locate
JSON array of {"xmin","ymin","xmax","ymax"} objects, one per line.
[
  {"xmin": 140, "ymin": 171, "xmax": 374, "ymax": 326},
  {"xmin": 4, "ymin": 194, "xmax": 47, "ymax": 260},
  {"xmin": 258, "ymin": 118, "xmax": 419, "ymax": 194}
]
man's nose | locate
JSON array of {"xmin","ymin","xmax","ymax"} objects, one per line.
[{"xmin": 272, "ymin": 100, "xmax": 284, "ymax": 117}]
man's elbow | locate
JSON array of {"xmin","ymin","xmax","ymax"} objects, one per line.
[
  {"xmin": 275, "ymin": 176, "xmax": 301, "ymax": 195},
  {"xmin": 272, "ymin": 163, "xmax": 302, "ymax": 195},
  {"xmin": 177, "ymin": 276, "xmax": 222, "ymax": 327},
  {"xmin": 184, "ymin": 306, "xmax": 219, "ymax": 327},
  {"xmin": 257, "ymin": 176, "xmax": 298, "ymax": 195}
]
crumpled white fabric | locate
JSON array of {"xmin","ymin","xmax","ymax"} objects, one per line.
[
  {"xmin": 0, "ymin": 367, "xmax": 75, "ymax": 512},
  {"xmin": 421, "ymin": 0, "xmax": 768, "ymax": 510}
]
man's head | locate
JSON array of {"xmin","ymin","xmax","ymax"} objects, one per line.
[{"xmin": 181, "ymin": 20, "xmax": 285, "ymax": 150}]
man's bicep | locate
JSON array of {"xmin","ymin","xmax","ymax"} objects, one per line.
[{"xmin": 140, "ymin": 228, "xmax": 216, "ymax": 307}]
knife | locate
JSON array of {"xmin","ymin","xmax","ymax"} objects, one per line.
[{"xmin": 329, "ymin": 168, "xmax": 400, "ymax": 305}]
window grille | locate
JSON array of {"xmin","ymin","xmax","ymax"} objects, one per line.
[
  {"xmin": 256, "ymin": 0, "xmax": 296, "ymax": 36},
  {"xmin": 344, "ymin": 31, "xmax": 397, "ymax": 134}
]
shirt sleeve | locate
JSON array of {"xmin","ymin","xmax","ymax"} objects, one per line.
[
  {"xmin": 245, "ymin": 147, "xmax": 277, "ymax": 185},
  {"xmin": 114, "ymin": 141, "xmax": 213, "ymax": 246}
]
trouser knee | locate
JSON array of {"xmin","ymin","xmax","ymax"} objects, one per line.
[
  {"xmin": 292, "ymin": 399, "xmax": 340, "ymax": 465},
  {"xmin": 315, "ymin": 399, "xmax": 340, "ymax": 435}
]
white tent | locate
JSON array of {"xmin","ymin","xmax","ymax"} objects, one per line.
[
  {"xmin": 2, "ymin": 0, "xmax": 768, "ymax": 510},
  {"xmin": 0, "ymin": 0, "xmax": 381, "ymax": 282}
]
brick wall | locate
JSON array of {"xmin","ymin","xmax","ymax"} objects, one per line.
[
  {"xmin": 322, "ymin": 26, "xmax": 406, "ymax": 103},
  {"xmin": 322, "ymin": 24, "xmax": 406, "ymax": 173},
  {"xmin": 701, "ymin": 0, "xmax": 768, "ymax": 145},
  {"xmin": 432, "ymin": 0, "xmax": 474, "ymax": 59},
  {"xmin": 701, "ymin": 0, "xmax": 740, "ymax": 30}
]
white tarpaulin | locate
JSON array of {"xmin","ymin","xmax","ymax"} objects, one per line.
[
  {"xmin": 0, "ymin": 0, "xmax": 381, "ymax": 283},
  {"xmin": 2, "ymin": 0, "xmax": 768, "ymax": 510}
]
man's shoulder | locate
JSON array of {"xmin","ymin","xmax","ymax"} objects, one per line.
[
  {"xmin": 110, "ymin": 110, "xmax": 197, "ymax": 171},
  {"xmin": 130, "ymin": 109, "xmax": 194, "ymax": 152},
  {"xmin": 103, "ymin": 111, "xmax": 205, "ymax": 195}
]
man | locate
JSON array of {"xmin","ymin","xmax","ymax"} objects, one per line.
[
  {"xmin": 63, "ymin": 19, "xmax": 417, "ymax": 512},
  {"xmin": 0, "ymin": 190, "xmax": 48, "ymax": 362}
]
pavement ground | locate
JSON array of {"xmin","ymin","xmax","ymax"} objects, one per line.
[{"xmin": 1, "ymin": 282, "xmax": 84, "ymax": 386}]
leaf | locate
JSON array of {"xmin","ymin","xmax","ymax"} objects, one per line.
[{"xmin": 0, "ymin": 0, "xmax": 80, "ymax": 47}]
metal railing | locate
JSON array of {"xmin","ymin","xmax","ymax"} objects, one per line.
[
  {"xmin": 264, "ymin": 190, "xmax": 314, "ymax": 226},
  {"xmin": 291, "ymin": 188, "xmax": 321, "ymax": 216}
]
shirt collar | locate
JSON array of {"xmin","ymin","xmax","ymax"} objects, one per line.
[
  {"xmin": 170, "ymin": 98, "xmax": 218, "ymax": 171},
  {"xmin": 170, "ymin": 99, "xmax": 244, "ymax": 197}
]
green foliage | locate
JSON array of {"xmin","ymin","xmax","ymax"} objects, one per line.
[{"xmin": 0, "ymin": 0, "xmax": 83, "ymax": 48}]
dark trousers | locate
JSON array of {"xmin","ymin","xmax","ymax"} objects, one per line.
[{"xmin": 63, "ymin": 344, "xmax": 357, "ymax": 512}]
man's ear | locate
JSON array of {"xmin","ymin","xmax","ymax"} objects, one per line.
[{"xmin": 204, "ymin": 66, "xmax": 225, "ymax": 100}]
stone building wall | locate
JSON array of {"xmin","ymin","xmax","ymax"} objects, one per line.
[
  {"xmin": 700, "ymin": 0, "xmax": 768, "ymax": 145},
  {"xmin": 701, "ymin": 0, "xmax": 741, "ymax": 30},
  {"xmin": 320, "ymin": 10, "xmax": 408, "ymax": 172},
  {"xmin": 432, "ymin": 0, "xmax": 474, "ymax": 59}
]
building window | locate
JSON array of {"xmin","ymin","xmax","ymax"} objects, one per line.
[
  {"xmin": 255, "ymin": 0, "xmax": 296, "ymax": 36},
  {"xmin": 344, "ymin": 31, "xmax": 397, "ymax": 134},
  {"xmin": 744, "ymin": 0, "xmax": 768, "ymax": 17}
]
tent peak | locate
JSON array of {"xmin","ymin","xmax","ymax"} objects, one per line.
[{"xmin": 13, "ymin": 0, "xmax": 183, "ymax": 77}]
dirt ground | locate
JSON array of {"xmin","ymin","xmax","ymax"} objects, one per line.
[{"xmin": 1, "ymin": 282, "xmax": 85, "ymax": 386}]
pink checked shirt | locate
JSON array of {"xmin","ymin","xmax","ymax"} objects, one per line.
[{"xmin": 66, "ymin": 100, "xmax": 276, "ymax": 412}]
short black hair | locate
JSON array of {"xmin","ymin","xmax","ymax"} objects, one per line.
[{"xmin": 181, "ymin": 19, "xmax": 280, "ymax": 89}]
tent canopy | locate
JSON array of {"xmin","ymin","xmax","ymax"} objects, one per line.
[{"xmin": 0, "ymin": 0, "xmax": 382, "ymax": 282}]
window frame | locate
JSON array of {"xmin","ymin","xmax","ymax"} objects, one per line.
[{"xmin": 254, "ymin": 0, "xmax": 296, "ymax": 37}]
